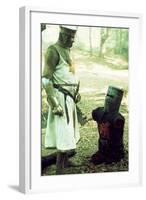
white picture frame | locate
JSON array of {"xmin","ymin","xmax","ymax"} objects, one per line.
[{"xmin": 19, "ymin": 6, "xmax": 143, "ymax": 194}]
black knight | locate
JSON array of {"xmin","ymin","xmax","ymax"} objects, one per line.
[{"xmin": 91, "ymin": 86, "xmax": 125, "ymax": 164}]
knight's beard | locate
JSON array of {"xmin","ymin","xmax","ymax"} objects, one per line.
[{"xmin": 64, "ymin": 40, "xmax": 73, "ymax": 48}]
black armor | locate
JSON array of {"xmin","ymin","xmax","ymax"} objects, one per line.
[{"xmin": 91, "ymin": 86, "xmax": 125, "ymax": 164}]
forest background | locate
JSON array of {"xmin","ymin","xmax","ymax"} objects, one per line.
[{"xmin": 41, "ymin": 25, "xmax": 129, "ymax": 175}]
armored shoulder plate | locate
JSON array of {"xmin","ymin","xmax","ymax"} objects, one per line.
[
  {"xmin": 92, "ymin": 107, "xmax": 105, "ymax": 122},
  {"xmin": 92, "ymin": 107, "xmax": 125, "ymax": 126}
]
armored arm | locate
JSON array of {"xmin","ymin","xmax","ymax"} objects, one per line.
[{"xmin": 42, "ymin": 46, "xmax": 63, "ymax": 116}]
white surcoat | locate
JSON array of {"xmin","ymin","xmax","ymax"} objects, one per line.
[{"xmin": 45, "ymin": 44, "xmax": 80, "ymax": 151}]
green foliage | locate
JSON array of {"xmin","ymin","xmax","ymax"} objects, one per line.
[
  {"xmin": 41, "ymin": 48, "xmax": 128, "ymax": 175},
  {"xmin": 74, "ymin": 27, "xmax": 129, "ymax": 67},
  {"xmin": 99, "ymin": 28, "xmax": 129, "ymax": 61},
  {"xmin": 42, "ymin": 26, "xmax": 129, "ymax": 70}
]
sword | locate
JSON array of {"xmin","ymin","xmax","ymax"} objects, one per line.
[{"xmin": 75, "ymin": 81, "xmax": 80, "ymax": 103}]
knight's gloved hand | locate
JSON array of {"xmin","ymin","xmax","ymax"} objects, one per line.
[
  {"xmin": 75, "ymin": 93, "xmax": 81, "ymax": 103},
  {"xmin": 52, "ymin": 105, "xmax": 64, "ymax": 116}
]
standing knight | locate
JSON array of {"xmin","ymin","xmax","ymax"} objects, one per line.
[{"xmin": 42, "ymin": 25, "xmax": 80, "ymax": 174}]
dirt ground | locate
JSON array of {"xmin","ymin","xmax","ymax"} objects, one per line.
[{"xmin": 41, "ymin": 49, "xmax": 129, "ymax": 176}]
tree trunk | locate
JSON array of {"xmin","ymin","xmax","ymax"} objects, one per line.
[{"xmin": 99, "ymin": 28, "xmax": 109, "ymax": 57}]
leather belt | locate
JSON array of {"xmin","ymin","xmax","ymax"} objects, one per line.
[{"xmin": 53, "ymin": 84, "xmax": 77, "ymax": 124}]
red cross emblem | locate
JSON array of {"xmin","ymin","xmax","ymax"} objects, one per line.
[{"xmin": 98, "ymin": 122, "xmax": 110, "ymax": 139}]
